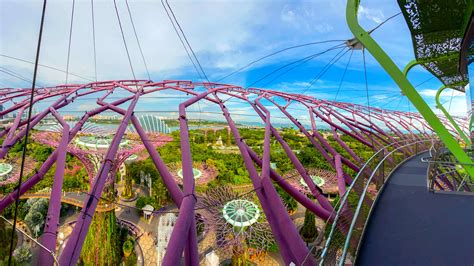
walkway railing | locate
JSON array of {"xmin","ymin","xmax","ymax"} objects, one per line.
[
  {"xmin": 0, "ymin": 215, "xmax": 59, "ymax": 265},
  {"xmin": 319, "ymin": 138, "xmax": 435, "ymax": 265},
  {"xmin": 426, "ymin": 142, "xmax": 474, "ymax": 194},
  {"xmin": 17, "ymin": 191, "xmax": 116, "ymax": 212}
]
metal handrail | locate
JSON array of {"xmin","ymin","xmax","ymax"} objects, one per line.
[
  {"xmin": 320, "ymin": 138, "xmax": 435, "ymax": 265},
  {"xmin": 0, "ymin": 215, "xmax": 60, "ymax": 265},
  {"xmin": 427, "ymin": 141, "xmax": 474, "ymax": 192},
  {"xmin": 340, "ymin": 139, "xmax": 431, "ymax": 263}
]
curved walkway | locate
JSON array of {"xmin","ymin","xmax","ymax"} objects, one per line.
[
  {"xmin": 19, "ymin": 191, "xmax": 116, "ymax": 212},
  {"xmin": 357, "ymin": 153, "xmax": 474, "ymax": 265}
]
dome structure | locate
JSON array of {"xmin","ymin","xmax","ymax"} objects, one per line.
[
  {"xmin": 222, "ymin": 199, "xmax": 260, "ymax": 228},
  {"xmin": 127, "ymin": 114, "xmax": 171, "ymax": 134}
]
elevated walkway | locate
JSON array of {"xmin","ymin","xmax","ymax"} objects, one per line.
[
  {"xmin": 357, "ymin": 153, "xmax": 474, "ymax": 265},
  {"xmin": 18, "ymin": 191, "xmax": 116, "ymax": 212}
]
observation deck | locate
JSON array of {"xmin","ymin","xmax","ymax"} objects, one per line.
[{"xmin": 357, "ymin": 152, "xmax": 474, "ymax": 265}]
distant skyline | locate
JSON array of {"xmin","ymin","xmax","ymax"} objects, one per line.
[{"xmin": 0, "ymin": 0, "xmax": 469, "ymax": 117}]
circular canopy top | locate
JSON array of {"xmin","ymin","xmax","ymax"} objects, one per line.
[
  {"xmin": 177, "ymin": 168, "xmax": 202, "ymax": 179},
  {"xmin": 0, "ymin": 163, "xmax": 13, "ymax": 177},
  {"xmin": 222, "ymin": 199, "xmax": 260, "ymax": 227},
  {"xmin": 300, "ymin": 175, "xmax": 325, "ymax": 188},
  {"xmin": 75, "ymin": 136, "xmax": 129, "ymax": 149},
  {"xmin": 142, "ymin": 204, "xmax": 154, "ymax": 215}
]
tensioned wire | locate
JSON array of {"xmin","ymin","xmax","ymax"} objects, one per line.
[
  {"xmin": 160, "ymin": 0, "xmax": 205, "ymax": 130},
  {"xmin": 0, "ymin": 54, "xmax": 94, "ymax": 82},
  {"xmin": 125, "ymin": 0, "xmax": 151, "ymax": 80},
  {"xmin": 65, "ymin": 0, "xmax": 75, "ymax": 84},
  {"xmin": 334, "ymin": 50, "xmax": 354, "ymax": 101},
  {"xmin": 246, "ymin": 43, "xmax": 347, "ymax": 88},
  {"xmin": 7, "ymin": 0, "xmax": 47, "ymax": 264},
  {"xmin": 113, "ymin": 0, "xmax": 137, "ymax": 80},
  {"xmin": 0, "ymin": 67, "xmax": 46, "ymax": 88},
  {"xmin": 217, "ymin": 39, "xmax": 346, "ymax": 82},
  {"xmin": 90, "ymin": 0, "xmax": 97, "ymax": 81},
  {"xmin": 301, "ymin": 48, "xmax": 351, "ymax": 94},
  {"xmin": 262, "ymin": 46, "xmax": 350, "ymax": 88}
]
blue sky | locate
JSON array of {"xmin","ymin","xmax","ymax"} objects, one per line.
[{"xmin": 0, "ymin": 0, "xmax": 469, "ymax": 121}]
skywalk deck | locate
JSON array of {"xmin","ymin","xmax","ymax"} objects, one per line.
[{"xmin": 357, "ymin": 153, "xmax": 474, "ymax": 265}]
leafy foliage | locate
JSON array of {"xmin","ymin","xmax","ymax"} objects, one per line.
[{"xmin": 299, "ymin": 208, "xmax": 318, "ymax": 245}]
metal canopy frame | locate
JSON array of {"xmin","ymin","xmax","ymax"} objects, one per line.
[
  {"xmin": 0, "ymin": 79, "xmax": 455, "ymax": 264},
  {"xmin": 346, "ymin": 0, "xmax": 474, "ymax": 180},
  {"xmin": 398, "ymin": 0, "xmax": 474, "ymax": 91}
]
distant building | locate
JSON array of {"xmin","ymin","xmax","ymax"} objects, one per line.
[{"xmin": 127, "ymin": 115, "xmax": 171, "ymax": 134}]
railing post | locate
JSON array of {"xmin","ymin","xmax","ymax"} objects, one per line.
[
  {"xmin": 377, "ymin": 149, "xmax": 384, "ymax": 188},
  {"xmin": 381, "ymin": 149, "xmax": 385, "ymax": 183}
]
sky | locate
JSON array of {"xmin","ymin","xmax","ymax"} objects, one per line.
[{"xmin": 0, "ymin": 0, "xmax": 470, "ymax": 123}]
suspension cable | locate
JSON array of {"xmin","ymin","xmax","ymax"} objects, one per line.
[
  {"xmin": 217, "ymin": 39, "xmax": 345, "ymax": 82},
  {"xmin": 164, "ymin": 0, "xmax": 209, "ymax": 83},
  {"xmin": 91, "ymin": 0, "xmax": 97, "ymax": 81},
  {"xmin": 0, "ymin": 67, "xmax": 45, "ymax": 87},
  {"xmin": 161, "ymin": 0, "xmax": 206, "ymax": 130},
  {"xmin": 125, "ymin": 0, "xmax": 151, "ymax": 80},
  {"xmin": 301, "ymin": 47, "xmax": 350, "ymax": 94},
  {"xmin": 113, "ymin": 0, "xmax": 137, "ymax": 80},
  {"xmin": 160, "ymin": 0, "xmax": 203, "ymax": 81},
  {"xmin": 8, "ymin": 0, "xmax": 47, "ymax": 265},
  {"xmin": 334, "ymin": 50, "xmax": 354, "ymax": 101},
  {"xmin": 246, "ymin": 43, "xmax": 345, "ymax": 88},
  {"xmin": 260, "ymin": 44, "xmax": 347, "ymax": 88},
  {"xmin": 0, "ymin": 54, "xmax": 94, "ymax": 82},
  {"xmin": 65, "ymin": 0, "xmax": 75, "ymax": 84},
  {"xmin": 362, "ymin": 48, "xmax": 375, "ymax": 148}
]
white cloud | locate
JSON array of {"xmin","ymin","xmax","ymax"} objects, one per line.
[
  {"xmin": 418, "ymin": 89, "xmax": 437, "ymax": 97},
  {"xmin": 358, "ymin": 5, "xmax": 385, "ymax": 24}
]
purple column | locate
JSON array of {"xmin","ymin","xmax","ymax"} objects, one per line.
[
  {"xmin": 59, "ymin": 93, "xmax": 140, "ymax": 265},
  {"xmin": 38, "ymin": 108, "xmax": 69, "ymax": 265}
]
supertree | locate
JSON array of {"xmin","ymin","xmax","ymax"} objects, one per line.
[
  {"xmin": 169, "ymin": 161, "xmax": 218, "ymax": 186},
  {"xmin": 284, "ymin": 168, "xmax": 340, "ymax": 197},
  {"xmin": 196, "ymin": 186, "xmax": 275, "ymax": 263},
  {"xmin": 0, "ymin": 80, "xmax": 459, "ymax": 265},
  {"xmin": 29, "ymin": 120, "xmax": 171, "ymax": 263},
  {"xmin": 0, "ymin": 158, "xmax": 35, "ymax": 187},
  {"xmin": 32, "ymin": 124, "xmax": 171, "ymax": 187}
]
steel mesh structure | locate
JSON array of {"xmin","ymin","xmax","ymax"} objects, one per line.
[{"xmin": 0, "ymin": 80, "xmax": 464, "ymax": 265}]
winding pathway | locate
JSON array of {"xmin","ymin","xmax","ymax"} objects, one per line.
[{"xmin": 357, "ymin": 153, "xmax": 474, "ymax": 265}]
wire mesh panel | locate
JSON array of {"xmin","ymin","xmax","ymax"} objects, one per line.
[
  {"xmin": 0, "ymin": 216, "xmax": 58, "ymax": 265},
  {"xmin": 320, "ymin": 139, "xmax": 434, "ymax": 265},
  {"xmin": 428, "ymin": 142, "xmax": 474, "ymax": 194}
]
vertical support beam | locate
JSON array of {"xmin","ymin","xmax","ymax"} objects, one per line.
[
  {"xmin": 59, "ymin": 93, "xmax": 140, "ymax": 265},
  {"xmin": 38, "ymin": 108, "xmax": 69, "ymax": 265},
  {"xmin": 251, "ymin": 98, "xmax": 333, "ymax": 212},
  {"xmin": 346, "ymin": 0, "xmax": 474, "ymax": 178}
]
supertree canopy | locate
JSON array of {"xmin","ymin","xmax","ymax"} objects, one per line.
[
  {"xmin": 222, "ymin": 199, "xmax": 260, "ymax": 228},
  {"xmin": 0, "ymin": 163, "xmax": 12, "ymax": 181},
  {"xmin": 196, "ymin": 186, "xmax": 275, "ymax": 260},
  {"xmin": 32, "ymin": 121, "xmax": 172, "ymax": 186},
  {"xmin": 0, "ymin": 80, "xmax": 464, "ymax": 265},
  {"xmin": 284, "ymin": 168, "xmax": 340, "ymax": 196}
]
